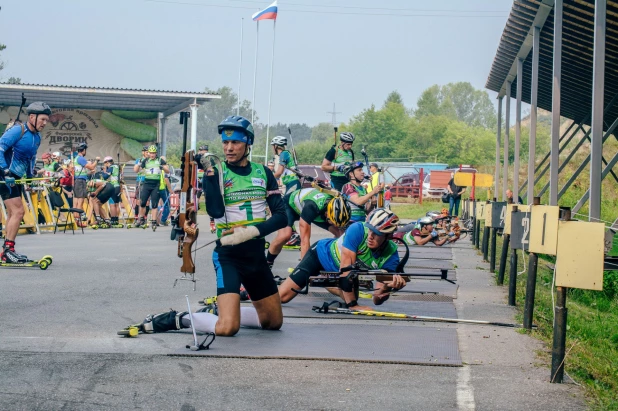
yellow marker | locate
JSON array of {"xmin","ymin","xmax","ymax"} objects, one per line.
[{"xmin": 454, "ymin": 173, "xmax": 494, "ymax": 188}]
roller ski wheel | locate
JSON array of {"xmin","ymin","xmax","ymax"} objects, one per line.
[
  {"xmin": 117, "ymin": 325, "xmax": 141, "ymax": 338},
  {"xmin": 151, "ymin": 222, "xmax": 158, "ymax": 232},
  {"xmin": 198, "ymin": 296, "xmax": 218, "ymax": 306},
  {"xmin": 111, "ymin": 224, "xmax": 124, "ymax": 228},
  {"xmin": 264, "ymin": 241, "xmax": 271, "ymax": 249}
]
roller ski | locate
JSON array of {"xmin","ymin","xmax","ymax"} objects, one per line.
[
  {"xmin": 109, "ymin": 217, "xmax": 124, "ymax": 228},
  {"xmin": 127, "ymin": 217, "xmax": 148, "ymax": 229},
  {"xmin": 117, "ymin": 309, "xmax": 189, "ymax": 338},
  {"xmin": 150, "ymin": 220, "xmax": 159, "ymax": 232},
  {"xmin": 90, "ymin": 218, "xmax": 111, "ymax": 230},
  {"xmin": 0, "ymin": 247, "xmax": 53, "ymax": 270},
  {"xmin": 282, "ymin": 233, "xmax": 301, "ymax": 250},
  {"xmin": 209, "ymin": 219, "xmax": 216, "ymax": 234}
]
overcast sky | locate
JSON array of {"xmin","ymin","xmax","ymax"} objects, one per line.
[{"xmin": 0, "ymin": 0, "xmax": 514, "ymax": 126}]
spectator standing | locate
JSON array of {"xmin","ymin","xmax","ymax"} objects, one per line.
[{"xmin": 447, "ymin": 172, "xmax": 465, "ymax": 217}]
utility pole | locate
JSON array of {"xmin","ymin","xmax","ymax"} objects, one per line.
[{"xmin": 327, "ymin": 103, "xmax": 341, "ymax": 127}]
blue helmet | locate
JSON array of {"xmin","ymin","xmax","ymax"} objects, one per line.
[{"xmin": 218, "ymin": 116, "xmax": 255, "ymax": 145}]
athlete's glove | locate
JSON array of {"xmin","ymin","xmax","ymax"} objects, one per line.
[
  {"xmin": 4, "ymin": 176, "xmax": 15, "ymax": 187},
  {"xmin": 430, "ymin": 230, "xmax": 438, "ymax": 238},
  {"xmin": 336, "ymin": 165, "xmax": 345, "ymax": 173},
  {"xmin": 216, "ymin": 226, "xmax": 260, "ymax": 247}
]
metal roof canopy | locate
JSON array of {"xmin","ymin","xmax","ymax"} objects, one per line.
[
  {"xmin": 486, "ymin": 0, "xmax": 618, "ymax": 129},
  {"xmin": 0, "ymin": 83, "xmax": 220, "ymax": 117}
]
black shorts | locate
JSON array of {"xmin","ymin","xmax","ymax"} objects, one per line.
[
  {"xmin": 74, "ymin": 179, "xmax": 88, "ymax": 198},
  {"xmin": 96, "ymin": 183, "xmax": 115, "ymax": 204},
  {"xmin": 212, "ymin": 238, "xmax": 278, "ymax": 301},
  {"xmin": 109, "ymin": 186, "xmax": 121, "ymax": 204},
  {"xmin": 285, "ymin": 201, "xmax": 331, "ymax": 231},
  {"xmin": 140, "ymin": 180, "xmax": 160, "ymax": 208},
  {"xmin": 0, "ymin": 183, "xmax": 24, "ymax": 201},
  {"xmin": 289, "ymin": 242, "xmax": 325, "ymax": 289}
]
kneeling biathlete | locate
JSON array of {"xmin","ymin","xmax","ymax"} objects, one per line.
[
  {"xmin": 279, "ymin": 208, "xmax": 407, "ymax": 310},
  {"xmin": 133, "ymin": 115, "xmax": 287, "ymax": 337}
]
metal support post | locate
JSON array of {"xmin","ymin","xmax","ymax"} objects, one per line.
[
  {"xmin": 573, "ymin": 150, "xmax": 618, "ymax": 213},
  {"xmin": 159, "ymin": 115, "xmax": 167, "ymax": 158},
  {"xmin": 475, "ymin": 218, "xmax": 481, "ymax": 250},
  {"xmin": 589, "ymin": 0, "xmax": 606, "ymax": 221},
  {"xmin": 471, "ymin": 200, "xmax": 477, "ymax": 245},
  {"xmin": 495, "ymin": 98, "xmax": 502, "ymax": 199},
  {"xmin": 514, "ymin": 59, "xmax": 523, "ymax": 201},
  {"xmin": 504, "ymin": 82, "xmax": 511, "ymax": 201},
  {"xmin": 482, "ymin": 223, "xmax": 490, "ymax": 262},
  {"xmin": 549, "ymin": 0, "xmax": 563, "ymax": 206},
  {"xmin": 551, "ymin": 206, "xmax": 571, "ymax": 383},
  {"xmin": 490, "ymin": 228, "xmax": 497, "ymax": 273},
  {"xmin": 190, "ymin": 102, "xmax": 198, "ymax": 152},
  {"xmin": 508, "ymin": 205, "xmax": 519, "ymax": 306},
  {"xmin": 523, "ymin": 197, "xmax": 542, "ymax": 329},
  {"xmin": 498, "ymin": 234, "xmax": 510, "ymax": 285},
  {"xmin": 527, "ymin": 27, "xmax": 540, "ymax": 204}
]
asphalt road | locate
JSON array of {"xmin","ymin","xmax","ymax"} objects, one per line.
[{"xmin": 0, "ymin": 217, "xmax": 585, "ymax": 410}]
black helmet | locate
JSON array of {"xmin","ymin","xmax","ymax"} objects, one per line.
[
  {"xmin": 142, "ymin": 146, "xmax": 149, "ymax": 151},
  {"xmin": 342, "ymin": 161, "xmax": 364, "ymax": 179},
  {"xmin": 77, "ymin": 142, "xmax": 88, "ymax": 151},
  {"xmin": 26, "ymin": 102, "xmax": 52, "ymax": 116}
]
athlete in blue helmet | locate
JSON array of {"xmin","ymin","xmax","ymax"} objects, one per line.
[
  {"xmin": 136, "ymin": 116, "xmax": 287, "ymax": 338},
  {"xmin": 0, "ymin": 102, "xmax": 51, "ymax": 263}
]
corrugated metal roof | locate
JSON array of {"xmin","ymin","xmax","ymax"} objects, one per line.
[
  {"xmin": 486, "ymin": 0, "xmax": 618, "ymax": 127},
  {"xmin": 0, "ymin": 83, "xmax": 220, "ymax": 116}
]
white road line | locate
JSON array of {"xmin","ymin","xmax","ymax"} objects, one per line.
[{"xmin": 457, "ymin": 365, "xmax": 476, "ymax": 410}]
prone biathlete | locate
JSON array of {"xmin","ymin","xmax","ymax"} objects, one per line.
[
  {"xmin": 278, "ymin": 208, "xmax": 407, "ymax": 310},
  {"xmin": 394, "ymin": 216, "xmax": 455, "ymax": 246},
  {"xmin": 134, "ymin": 115, "xmax": 287, "ymax": 337},
  {"xmin": 0, "ymin": 102, "xmax": 51, "ymax": 262},
  {"xmin": 133, "ymin": 145, "xmax": 169, "ymax": 228},
  {"xmin": 266, "ymin": 187, "xmax": 351, "ymax": 269},
  {"xmin": 102, "ymin": 156, "xmax": 123, "ymax": 227}
]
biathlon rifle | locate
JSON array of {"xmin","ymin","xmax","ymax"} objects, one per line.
[
  {"xmin": 311, "ymin": 301, "xmax": 532, "ymax": 328},
  {"xmin": 287, "ymin": 127, "xmax": 299, "ymax": 166},
  {"xmin": 292, "ymin": 260, "xmax": 410, "ymax": 295},
  {"xmin": 285, "ymin": 166, "xmax": 341, "ymax": 198},
  {"xmin": 172, "ymin": 150, "xmax": 199, "ymax": 289}
]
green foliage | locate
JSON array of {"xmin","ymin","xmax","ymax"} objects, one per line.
[
  {"xmin": 384, "ymin": 90, "xmax": 404, "ymax": 106},
  {"xmin": 0, "ymin": 43, "xmax": 5, "ymax": 73},
  {"xmin": 293, "ymin": 139, "xmax": 333, "ymax": 164},
  {"xmin": 414, "ymin": 82, "xmax": 497, "ymax": 130}
]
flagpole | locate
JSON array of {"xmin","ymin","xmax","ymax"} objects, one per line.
[
  {"xmin": 250, "ymin": 20, "xmax": 259, "ymax": 162},
  {"xmin": 265, "ymin": 19, "xmax": 277, "ymax": 165},
  {"xmin": 236, "ymin": 18, "xmax": 244, "ymax": 116}
]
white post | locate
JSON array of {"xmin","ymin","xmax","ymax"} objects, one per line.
[
  {"xmin": 190, "ymin": 103, "xmax": 198, "ymax": 152},
  {"xmin": 514, "ymin": 58, "xmax": 523, "ymax": 201},
  {"xmin": 549, "ymin": 0, "xmax": 563, "ymax": 206},
  {"xmin": 528, "ymin": 26, "xmax": 540, "ymax": 204},
  {"xmin": 237, "ymin": 18, "xmax": 244, "ymax": 116},
  {"xmin": 504, "ymin": 81, "xmax": 511, "ymax": 201},
  {"xmin": 265, "ymin": 20, "xmax": 277, "ymax": 165},
  {"xmin": 495, "ymin": 97, "xmax": 502, "ymax": 200},
  {"xmin": 250, "ymin": 21, "xmax": 259, "ymax": 162}
]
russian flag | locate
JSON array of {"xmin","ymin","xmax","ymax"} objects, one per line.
[{"xmin": 252, "ymin": 1, "xmax": 278, "ymax": 21}]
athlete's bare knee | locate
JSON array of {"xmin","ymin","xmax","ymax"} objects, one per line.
[
  {"xmin": 261, "ymin": 317, "xmax": 282, "ymax": 330},
  {"xmin": 215, "ymin": 319, "xmax": 240, "ymax": 336}
]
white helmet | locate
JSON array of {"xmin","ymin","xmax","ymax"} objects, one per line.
[
  {"xmin": 52, "ymin": 151, "xmax": 61, "ymax": 158},
  {"xmin": 418, "ymin": 216, "xmax": 434, "ymax": 226},
  {"xmin": 270, "ymin": 136, "xmax": 287, "ymax": 147},
  {"xmin": 365, "ymin": 208, "xmax": 399, "ymax": 235},
  {"xmin": 339, "ymin": 132, "xmax": 355, "ymax": 143}
]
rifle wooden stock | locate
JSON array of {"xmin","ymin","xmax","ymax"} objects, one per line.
[{"xmin": 178, "ymin": 150, "xmax": 199, "ymax": 274}]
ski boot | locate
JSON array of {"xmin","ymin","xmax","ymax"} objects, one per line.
[
  {"xmin": 150, "ymin": 220, "xmax": 159, "ymax": 232},
  {"xmin": 117, "ymin": 310, "xmax": 189, "ymax": 337},
  {"xmin": 282, "ymin": 233, "xmax": 301, "ymax": 250},
  {"xmin": 131, "ymin": 217, "xmax": 146, "ymax": 229},
  {"xmin": 0, "ymin": 242, "xmax": 52, "ymax": 270},
  {"xmin": 210, "ymin": 219, "xmax": 216, "ymax": 234}
]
